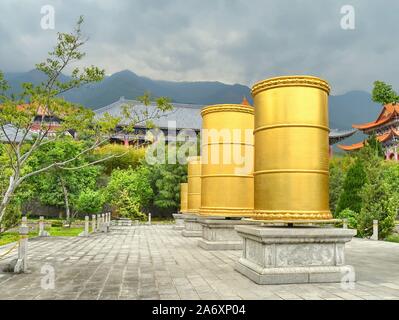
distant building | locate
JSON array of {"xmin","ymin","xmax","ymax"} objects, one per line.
[
  {"xmin": 338, "ymin": 103, "xmax": 399, "ymax": 160},
  {"xmin": 94, "ymin": 97, "xmax": 203, "ymax": 146},
  {"xmin": 94, "ymin": 97, "xmax": 356, "ymax": 149}
]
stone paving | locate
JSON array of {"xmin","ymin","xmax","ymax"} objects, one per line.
[{"xmin": 0, "ymin": 224, "xmax": 399, "ymax": 300}]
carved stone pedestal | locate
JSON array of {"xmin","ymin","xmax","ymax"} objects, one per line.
[
  {"xmin": 182, "ymin": 214, "xmax": 202, "ymax": 237},
  {"xmin": 234, "ymin": 226, "xmax": 356, "ymax": 284},
  {"xmin": 173, "ymin": 213, "xmax": 185, "ymax": 230},
  {"xmin": 198, "ymin": 218, "xmax": 260, "ymax": 250}
]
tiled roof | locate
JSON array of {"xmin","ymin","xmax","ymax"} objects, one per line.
[
  {"xmin": 338, "ymin": 128, "xmax": 399, "ymax": 151},
  {"xmin": 0, "ymin": 124, "xmax": 35, "ymax": 143},
  {"xmin": 352, "ymin": 103, "xmax": 399, "ymax": 130},
  {"xmin": 94, "ymin": 97, "xmax": 203, "ymax": 130}
]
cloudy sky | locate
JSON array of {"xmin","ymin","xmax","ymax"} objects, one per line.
[{"xmin": 0, "ymin": 0, "xmax": 396, "ymax": 94}]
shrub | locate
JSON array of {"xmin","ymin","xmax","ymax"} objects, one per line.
[
  {"xmin": 113, "ymin": 190, "xmax": 146, "ymax": 220},
  {"xmin": 336, "ymin": 158, "xmax": 367, "ymax": 214},
  {"xmin": 357, "ymin": 164, "xmax": 399, "ymax": 239},
  {"xmin": 75, "ymin": 189, "xmax": 104, "ymax": 215},
  {"xmin": 105, "ymin": 166, "xmax": 153, "ymax": 219},
  {"xmin": 0, "ymin": 202, "xmax": 22, "ymax": 232},
  {"xmin": 337, "ymin": 208, "xmax": 358, "ymax": 230},
  {"xmin": 95, "ymin": 144, "xmax": 146, "ymax": 175}
]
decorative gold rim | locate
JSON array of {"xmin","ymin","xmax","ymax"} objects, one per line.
[
  {"xmin": 251, "ymin": 75, "xmax": 331, "ymax": 97},
  {"xmin": 199, "ymin": 207, "xmax": 254, "ymax": 217},
  {"xmin": 253, "ymin": 123, "xmax": 330, "ymax": 134},
  {"xmin": 201, "ymin": 104, "xmax": 254, "ymax": 117},
  {"xmin": 201, "ymin": 174, "xmax": 253, "ymax": 178},
  {"xmin": 252, "ymin": 210, "xmax": 332, "ymax": 220},
  {"xmin": 254, "ymin": 169, "xmax": 329, "ymax": 176}
]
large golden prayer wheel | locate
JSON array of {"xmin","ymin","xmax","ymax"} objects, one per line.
[
  {"xmin": 179, "ymin": 183, "xmax": 188, "ymax": 213},
  {"xmin": 199, "ymin": 104, "xmax": 254, "ymax": 217},
  {"xmin": 187, "ymin": 156, "xmax": 201, "ymax": 214},
  {"xmin": 252, "ymin": 75, "xmax": 332, "ymax": 220}
]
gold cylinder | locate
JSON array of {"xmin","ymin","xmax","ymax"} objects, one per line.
[
  {"xmin": 180, "ymin": 183, "xmax": 188, "ymax": 213},
  {"xmin": 252, "ymin": 75, "xmax": 332, "ymax": 220},
  {"xmin": 199, "ymin": 104, "xmax": 254, "ymax": 217},
  {"xmin": 187, "ymin": 156, "xmax": 201, "ymax": 214}
]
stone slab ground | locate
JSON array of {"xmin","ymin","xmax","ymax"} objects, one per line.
[{"xmin": 0, "ymin": 225, "xmax": 399, "ymax": 300}]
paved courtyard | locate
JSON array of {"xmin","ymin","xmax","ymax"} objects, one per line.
[{"xmin": 1, "ymin": 224, "xmax": 399, "ymax": 300}]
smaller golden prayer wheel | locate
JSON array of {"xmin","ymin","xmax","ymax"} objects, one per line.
[
  {"xmin": 187, "ymin": 156, "xmax": 201, "ymax": 214},
  {"xmin": 179, "ymin": 183, "xmax": 188, "ymax": 213},
  {"xmin": 199, "ymin": 103, "xmax": 254, "ymax": 217}
]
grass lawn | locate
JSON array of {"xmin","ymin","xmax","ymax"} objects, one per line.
[
  {"xmin": 0, "ymin": 231, "xmax": 38, "ymax": 246},
  {"xmin": 45, "ymin": 226, "xmax": 83, "ymax": 237},
  {"xmin": 0, "ymin": 226, "xmax": 84, "ymax": 246},
  {"xmin": 386, "ymin": 234, "xmax": 399, "ymax": 243}
]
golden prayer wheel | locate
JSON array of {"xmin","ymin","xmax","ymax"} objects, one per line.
[
  {"xmin": 252, "ymin": 75, "xmax": 332, "ymax": 220},
  {"xmin": 187, "ymin": 156, "xmax": 201, "ymax": 214},
  {"xmin": 179, "ymin": 183, "xmax": 188, "ymax": 213},
  {"xmin": 199, "ymin": 104, "xmax": 254, "ymax": 217}
]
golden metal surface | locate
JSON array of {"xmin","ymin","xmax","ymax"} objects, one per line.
[
  {"xmin": 187, "ymin": 156, "xmax": 201, "ymax": 214},
  {"xmin": 252, "ymin": 75, "xmax": 332, "ymax": 220},
  {"xmin": 199, "ymin": 104, "xmax": 254, "ymax": 217},
  {"xmin": 179, "ymin": 183, "xmax": 188, "ymax": 213}
]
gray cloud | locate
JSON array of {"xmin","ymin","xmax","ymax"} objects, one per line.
[{"xmin": 0, "ymin": 0, "xmax": 397, "ymax": 94}]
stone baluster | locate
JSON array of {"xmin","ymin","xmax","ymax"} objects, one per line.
[
  {"xmin": 343, "ymin": 219, "xmax": 348, "ymax": 229},
  {"xmin": 79, "ymin": 216, "xmax": 90, "ymax": 237},
  {"xmin": 97, "ymin": 214, "xmax": 101, "ymax": 231},
  {"xmin": 38, "ymin": 216, "xmax": 50, "ymax": 237},
  {"xmin": 92, "ymin": 214, "xmax": 96, "ymax": 233},
  {"xmin": 148, "ymin": 213, "xmax": 151, "ymax": 226},
  {"xmin": 371, "ymin": 220, "xmax": 379, "ymax": 240},
  {"xmin": 14, "ymin": 217, "xmax": 29, "ymax": 273},
  {"xmin": 101, "ymin": 213, "xmax": 105, "ymax": 232}
]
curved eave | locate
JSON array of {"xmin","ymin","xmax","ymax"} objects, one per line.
[{"xmin": 338, "ymin": 143, "xmax": 364, "ymax": 151}]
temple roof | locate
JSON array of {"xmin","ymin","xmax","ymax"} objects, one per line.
[
  {"xmin": 94, "ymin": 97, "xmax": 203, "ymax": 129},
  {"xmin": 241, "ymin": 96, "xmax": 251, "ymax": 106},
  {"xmin": 352, "ymin": 103, "xmax": 399, "ymax": 130},
  {"xmin": 338, "ymin": 128, "xmax": 399, "ymax": 151}
]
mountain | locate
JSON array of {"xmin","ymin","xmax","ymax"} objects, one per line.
[{"xmin": 2, "ymin": 70, "xmax": 383, "ymax": 144}]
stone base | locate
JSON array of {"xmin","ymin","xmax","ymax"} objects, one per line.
[
  {"xmin": 181, "ymin": 214, "xmax": 202, "ymax": 237},
  {"xmin": 198, "ymin": 218, "xmax": 260, "ymax": 250},
  {"xmin": 173, "ymin": 213, "xmax": 185, "ymax": 230},
  {"xmin": 38, "ymin": 230, "xmax": 50, "ymax": 237},
  {"xmin": 234, "ymin": 226, "xmax": 356, "ymax": 285}
]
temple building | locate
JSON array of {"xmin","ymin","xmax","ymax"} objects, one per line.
[
  {"xmin": 338, "ymin": 103, "xmax": 399, "ymax": 160},
  {"xmin": 95, "ymin": 97, "xmax": 354, "ymax": 149}
]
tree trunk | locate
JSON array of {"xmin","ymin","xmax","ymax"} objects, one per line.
[
  {"xmin": 59, "ymin": 177, "xmax": 71, "ymax": 226},
  {"xmin": 0, "ymin": 175, "xmax": 18, "ymax": 227}
]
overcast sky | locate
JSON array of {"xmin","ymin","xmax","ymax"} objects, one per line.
[{"xmin": 0, "ymin": 0, "xmax": 396, "ymax": 94}]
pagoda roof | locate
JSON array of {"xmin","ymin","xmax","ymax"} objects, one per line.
[
  {"xmin": 338, "ymin": 128, "xmax": 399, "ymax": 151},
  {"xmin": 241, "ymin": 96, "xmax": 251, "ymax": 106},
  {"xmin": 352, "ymin": 103, "xmax": 399, "ymax": 130}
]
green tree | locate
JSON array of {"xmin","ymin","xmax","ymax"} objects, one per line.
[
  {"xmin": 147, "ymin": 162, "xmax": 187, "ymax": 212},
  {"xmin": 365, "ymin": 134, "xmax": 384, "ymax": 158},
  {"xmin": 94, "ymin": 144, "xmax": 146, "ymax": 175},
  {"xmin": 0, "ymin": 17, "xmax": 172, "ymax": 228},
  {"xmin": 75, "ymin": 189, "xmax": 104, "ymax": 215},
  {"xmin": 329, "ymin": 160, "xmax": 345, "ymax": 216},
  {"xmin": 336, "ymin": 158, "xmax": 367, "ymax": 214},
  {"xmin": 358, "ymin": 164, "xmax": 399, "ymax": 239},
  {"xmin": 372, "ymin": 81, "xmax": 398, "ymax": 105},
  {"xmin": 105, "ymin": 166, "xmax": 153, "ymax": 219},
  {"xmin": 30, "ymin": 138, "xmax": 101, "ymax": 221}
]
